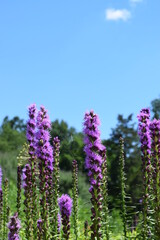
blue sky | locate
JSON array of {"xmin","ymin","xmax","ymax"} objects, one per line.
[{"xmin": 0, "ymin": 0, "xmax": 160, "ymax": 139}]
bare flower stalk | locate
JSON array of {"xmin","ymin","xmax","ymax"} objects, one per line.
[
  {"xmin": 3, "ymin": 178, "xmax": 9, "ymax": 240},
  {"xmin": 72, "ymin": 160, "xmax": 79, "ymax": 240},
  {"xmin": 101, "ymin": 147, "xmax": 110, "ymax": 239},
  {"xmin": 119, "ymin": 137, "xmax": 127, "ymax": 239},
  {"xmin": 16, "ymin": 166, "xmax": 22, "ymax": 217},
  {"xmin": 52, "ymin": 137, "xmax": 60, "ymax": 239}
]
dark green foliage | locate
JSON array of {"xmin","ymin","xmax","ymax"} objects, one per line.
[
  {"xmin": 151, "ymin": 98, "xmax": 160, "ymax": 119},
  {"xmin": 0, "ymin": 151, "xmax": 18, "ymax": 182},
  {"xmin": 103, "ymin": 114, "xmax": 142, "ymax": 207},
  {"xmin": 84, "ymin": 221, "xmax": 89, "ymax": 240},
  {"xmin": 0, "ymin": 116, "xmax": 26, "ymax": 152},
  {"xmin": 60, "ymin": 170, "xmax": 90, "ymax": 203},
  {"xmin": 51, "ymin": 120, "xmax": 85, "ymax": 171}
]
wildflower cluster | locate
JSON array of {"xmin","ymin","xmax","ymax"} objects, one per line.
[
  {"xmin": 0, "ymin": 104, "xmax": 159, "ymax": 239},
  {"xmin": 137, "ymin": 108, "xmax": 160, "ymax": 239}
]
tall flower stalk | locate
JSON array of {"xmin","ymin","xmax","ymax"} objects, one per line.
[
  {"xmin": 83, "ymin": 110, "xmax": 104, "ymax": 239},
  {"xmin": 0, "ymin": 166, "xmax": 2, "ymax": 190},
  {"xmin": 26, "ymin": 103, "xmax": 38, "ymax": 239},
  {"xmin": 84, "ymin": 221, "xmax": 89, "ymax": 240},
  {"xmin": 23, "ymin": 164, "xmax": 33, "ymax": 239},
  {"xmin": 0, "ymin": 189, "xmax": 2, "ymax": 237},
  {"xmin": 137, "ymin": 108, "xmax": 152, "ymax": 239},
  {"xmin": 0, "ymin": 167, "xmax": 3, "ymax": 236},
  {"xmin": 52, "ymin": 136, "xmax": 60, "ymax": 239},
  {"xmin": 119, "ymin": 137, "xmax": 127, "ymax": 239},
  {"xmin": 101, "ymin": 147, "xmax": 109, "ymax": 240},
  {"xmin": 8, "ymin": 212, "xmax": 21, "ymax": 240},
  {"xmin": 36, "ymin": 105, "xmax": 53, "ymax": 239},
  {"xmin": 2, "ymin": 178, "xmax": 9, "ymax": 240},
  {"xmin": 37, "ymin": 219, "xmax": 43, "ymax": 240},
  {"xmin": 72, "ymin": 159, "xmax": 79, "ymax": 240},
  {"xmin": 149, "ymin": 119, "xmax": 160, "ymax": 238},
  {"xmin": 16, "ymin": 166, "xmax": 22, "ymax": 217},
  {"xmin": 58, "ymin": 194, "xmax": 72, "ymax": 240}
]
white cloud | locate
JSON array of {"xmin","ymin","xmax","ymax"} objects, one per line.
[{"xmin": 105, "ymin": 8, "xmax": 131, "ymax": 21}]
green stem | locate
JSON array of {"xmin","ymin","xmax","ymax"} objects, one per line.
[
  {"xmin": 2, "ymin": 178, "xmax": 9, "ymax": 240},
  {"xmin": 119, "ymin": 137, "xmax": 127, "ymax": 240}
]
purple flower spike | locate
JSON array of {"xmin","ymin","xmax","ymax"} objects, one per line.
[
  {"xmin": 58, "ymin": 194, "xmax": 72, "ymax": 239},
  {"xmin": 137, "ymin": 108, "xmax": 152, "ymax": 238},
  {"xmin": 149, "ymin": 119, "xmax": 160, "ymax": 236},
  {"xmin": 58, "ymin": 194, "xmax": 72, "ymax": 218},
  {"xmin": 137, "ymin": 108, "xmax": 151, "ymax": 154},
  {"xmin": 58, "ymin": 212, "xmax": 61, "ymax": 233},
  {"xmin": 8, "ymin": 212, "xmax": 21, "ymax": 240},
  {"xmin": 26, "ymin": 104, "xmax": 38, "ymax": 238},
  {"xmin": 36, "ymin": 106, "xmax": 53, "ymax": 197},
  {"xmin": 37, "ymin": 218, "xmax": 43, "ymax": 240},
  {"xmin": 36, "ymin": 106, "xmax": 53, "ymax": 239},
  {"xmin": 36, "ymin": 106, "xmax": 53, "ymax": 174},
  {"xmin": 26, "ymin": 104, "xmax": 37, "ymax": 159},
  {"xmin": 137, "ymin": 108, "xmax": 151, "ymax": 174},
  {"xmin": 83, "ymin": 110, "xmax": 104, "ymax": 239},
  {"xmin": 22, "ymin": 164, "xmax": 32, "ymax": 189}
]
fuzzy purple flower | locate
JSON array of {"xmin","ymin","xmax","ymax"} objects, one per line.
[
  {"xmin": 22, "ymin": 164, "xmax": 32, "ymax": 189},
  {"xmin": 137, "ymin": 108, "xmax": 151, "ymax": 156},
  {"xmin": 36, "ymin": 106, "xmax": 53, "ymax": 179},
  {"xmin": 37, "ymin": 218, "xmax": 43, "ymax": 240},
  {"xmin": 37, "ymin": 218, "xmax": 43, "ymax": 232},
  {"xmin": 58, "ymin": 194, "xmax": 72, "ymax": 239},
  {"xmin": 36, "ymin": 106, "xmax": 53, "ymax": 198},
  {"xmin": 26, "ymin": 104, "xmax": 38, "ymax": 238},
  {"xmin": 58, "ymin": 194, "xmax": 72, "ymax": 218},
  {"xmin": 149, "ymin": 119, "xmax": 160, "ymax": 236},
  {"xmin": 8, "ymin": 212, "xmax": 21, "ymax": 240},
  {"xmin": 137, "ymin": 108, "xmax": 152, "ymax": 238},
  {"xmin": 26, "ymin": 104, "xmax": 37, "ymax": 159},
  {"xmin": 83, "ymin": 110, "xmax": 104, "ymax": 239},
  {"xmin": 36, "ymin": 106, "xmax": 53, "ymax": 239},
  {"xmin": 137, "ymin": 108, "xmax": 151, "ymax": 183},
  {"xmin": 58, "ymin": 212, "xmax": 61, "ymax": 233}
]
